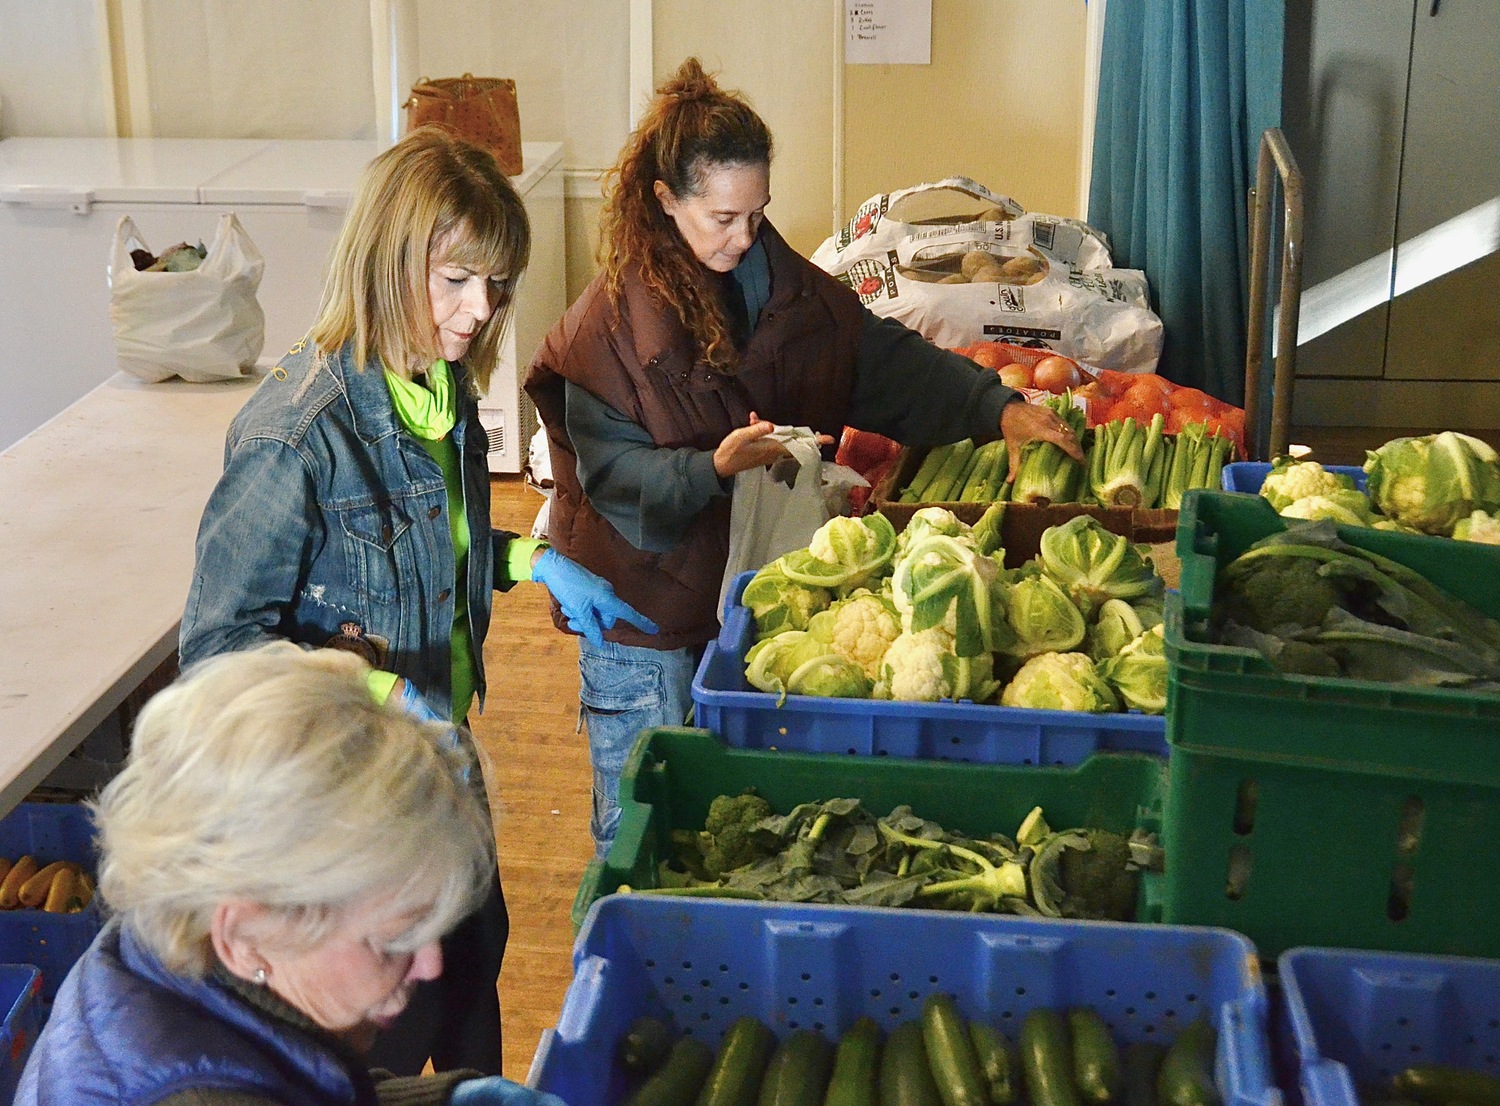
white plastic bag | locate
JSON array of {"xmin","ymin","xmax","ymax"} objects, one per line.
[
  {"xmin": 525, "ymin": 426, "xmax": 554, "ymax": 540},
  {"xmin": 719, "ymin": 426, "xmax": 831, "ymax": 620},
  {"xmin": 108, "ymin": 213, "xmax": 266, "ymax": 383},
  {"xmin": 811, "ymin": 178, "xmax": 1164, "ymax": 372}
]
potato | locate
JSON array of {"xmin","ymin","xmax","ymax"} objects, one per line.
[
  {"xmin": 960, "ymin": 250, "xmax": 1001, "ymax": 280},
  {"xmin": 975, "ymin": 205, "xmax": 1011, "ymax": 222},
  {"xmin": 938, "ymin": 273, "xmax": 969, "ymax": 284},
  {"xmin": 1000, "ymin": 255, "xmax": 1046, "ymax": 284}
]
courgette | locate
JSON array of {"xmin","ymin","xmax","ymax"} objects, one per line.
[
  {"xmin": 1122, "ymin": 1041, "xmax": 1165, "ymax": 1106},
  {"xmin": 628, "ymin": 1036, "xmax": 715, "ymax": 1106},
  {"xmin": 1393, "ymin": 1065, "xmax": 1500, "ymax": 1106},
  {"xmin": 759, "ymin": 1030, "xmax": 836, "ymax": 1106},
  {"xmin": 968, "ymin": 1021, "xmax": 1018, "ymax": 1106},
  {"xmin": 1157, "ymin": 1021, "xmax": 1219, "ymax": 1106},
  {"xmin": 1020, "ymin": 1008, "xmax": 1081, "ymax": 1106},
  {"xmin": 880, "ymin": 1020, "xmax": 942, "ymax": 1106},
  {"xmin": 825, "ymin": 1018, "xmax": 883, "ymax": 1106},
  {"xmin": 922, "ymin": 994, "xmax": 992, "ymax": 1106},
  {"xmin": 619, "ymin": 1015, "xmax": 678, "ymax": 1074},
  {"xmin": 697, "ymin": 1016, "xmax": 777, "ymax": 1106},
  {"xmin": 1069, "ymin": 1008, "xmax": 1122, "ymax": 1105}
]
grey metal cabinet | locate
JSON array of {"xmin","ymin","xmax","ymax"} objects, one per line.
[{"xmin": 1282, "ymin": 0, "xmax": 1499, "ymax": 429}]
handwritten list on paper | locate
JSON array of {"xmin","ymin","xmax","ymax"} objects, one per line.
[{"xmin": 845, "ymin": 0, "xmax": 933, "ymax": 65}]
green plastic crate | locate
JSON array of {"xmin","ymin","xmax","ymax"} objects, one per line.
[
  {"xmin": 572, "ymin": 726, "xmax": 1167, "ymax": 930},
  {"xmin": 1160, "ymin": 490, "xmax": 1500, "ymax": 959}
]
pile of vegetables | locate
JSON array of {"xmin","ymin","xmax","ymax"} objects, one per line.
[
  {"xmin": 1256, "ymin": 433, "xmax": 1500, "ymax": 542},
  {"xmin": 631, "ymin": 791, "xmax": 1162, "ymax": 922},
  {"xmin": 1211, "ymin": 519, "xmax": 1500, "ymax": 691},
  {"xmin": 741, "ymin": 507, "xmax": 1168, "ymax": 713},
  {"xmin": 0, "ymin": 854, "xmax": 94, "ymax": 913},
  {"xmin": 614, "ymin": 999, "xmax": 1221, "ymax": 1106},
  {"xmin": 896, "ymin": 400, "xmax": 1233, "ymax": 509}
]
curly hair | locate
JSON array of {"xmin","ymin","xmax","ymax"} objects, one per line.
[{"xmin": 598, "ymin": 58, "xmax": 773, "ymax": 373}]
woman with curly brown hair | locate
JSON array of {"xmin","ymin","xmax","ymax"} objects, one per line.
[{"xmin": 526, "ymin": 58, "xmax": 1082, "ymax": 853}]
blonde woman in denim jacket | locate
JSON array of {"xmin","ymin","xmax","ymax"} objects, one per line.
[{"xmin": 180, "ymin": 128, "xmax": 654, "ymax": 1077}]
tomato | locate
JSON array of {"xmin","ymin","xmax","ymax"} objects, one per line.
[
  {"xmin": 998, "ymin": 362, "xmax": 1034, "ymax": 389},
  {"xmin": 1032, "ymin": 355, "xmax": 1084, "ymax": 394}
]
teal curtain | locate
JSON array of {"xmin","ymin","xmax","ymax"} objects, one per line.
[{"xmin": 1088, "ymin": 0, "xmax": 1284, "ymax": 404}]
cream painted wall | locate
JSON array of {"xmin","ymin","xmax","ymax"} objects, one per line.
[{"xmin": 843, "ymin": 0, "xmax": 1087, "ymax": 220}]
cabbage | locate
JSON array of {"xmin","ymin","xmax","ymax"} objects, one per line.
[
  {"xmin": 1000, "ymin": 652, "xmax": 1119, "ymax": 713},
  {"xmin": 1363, "ymin": 431, "xmax": 1500, "ymax": 536},
  {"xmin": 781, "ymin": 512, "xmax": 898, "ymax": 590},
  {"xmin": 1087, "ymin": 597, "xmax": 1146, "ymax": 662},
  {"xmin": 1037, "ymin": 515, "xmax": 1163, "ymax": 619},
  {"xmin": 744, "ymin": 630, "xmax": 870, "ymax": 701},
  {"xmin": 1097, "ymin": 625, "xmax": 1167, "ymax": 714}
]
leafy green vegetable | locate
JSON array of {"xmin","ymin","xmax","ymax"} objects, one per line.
[
  {"xmin": 745, "ymin": 630, "xmax": 864, "ymax": 702},
  {"xmin": 1279, "ymin": 487, "xmax": 1375, "ymax": 527},
  {"xmin": 1452, "ymin": 508, "xmax": 1500, "ymax": 545},
  {"xmin": 891, "ymin": 533, "xmax": 1008, "ymax": 657},
  {"xmin": 896, "ymin": 506, "xmax": 972, "ymax": 556},
  {"xmin": 699, "ymin": 790, "xmax": 776, "ymax": 877},
  {"xmin": 1010, "ymin": 394, "xmax": 1088, "ymax": 505},
  {"xmin": 1003, "ymin": 571, "xmax": 1088, "ymax": 659},
  {"xmin": 1038, "ymin": 515, "xmax": 1163, "ymax": 619},
  {"xmin": 1088, "ymin": 413, "xmax": 1169, "ymax": 508},
  {"xmin": 1162, "ymin": 423, "xmax": 1234, "ymax": 509},
  {"xmin": 1363, "ymin": 431, "xmax": 1500, "ymax": 535},
  {"xmin": 1000, "ymin": 652, "xmax": 1120, "ymax": 713},
  {"xmin": 1087, "ymin": 598, "xmax": 1146, "ymax": 662}
]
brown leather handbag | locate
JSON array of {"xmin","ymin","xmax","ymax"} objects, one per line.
[{"xmin": 403, "ymin": 74, "xmax": 523, "ymax": 175}]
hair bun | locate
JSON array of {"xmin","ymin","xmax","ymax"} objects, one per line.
[{"xmin": 659, "ymin": 57, "xmax": 720, "ymax": 103}]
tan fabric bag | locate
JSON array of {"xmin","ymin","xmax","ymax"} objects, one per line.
[{"xmin": 403, "ymin": 74, "xmax": 523, "ymax": 175}]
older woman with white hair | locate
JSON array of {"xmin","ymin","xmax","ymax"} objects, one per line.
[{"xmin": 15, "ymin": 644, "xmax": 566, "ymax": 1106}]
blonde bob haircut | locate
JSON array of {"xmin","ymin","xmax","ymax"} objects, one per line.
[
  {"xmin": 91, "ymin": 643, "xmax": 496, "ymax": 978},
  {"xmin": 309, "ymin": 126, "xmax": 531, "ymax": 394}
]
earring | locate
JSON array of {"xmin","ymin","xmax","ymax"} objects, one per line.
[{"xmin": 253, "ymin": 968, "xmax": 267, "ymax": 987}]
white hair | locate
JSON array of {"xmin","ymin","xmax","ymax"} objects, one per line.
[{"xmin": 92, "ymin": 643, "xmax": 495, "ymax": 977}]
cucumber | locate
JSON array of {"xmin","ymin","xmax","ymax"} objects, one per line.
[
  {"xmin": 1394, "ymin": 1065, "xmax": 1500, "ymax": 1106},
  {"xmin": 1069, "ymin": 1008, "xmax": 1122, "ymax": 1105},
  {"xmin": 759, "ymin": 1030, "xmax": 836, "ymax": 1106},
  {"xmin": 629, "ymin": 1036, "xmax": 715, "ymax": 1106},
  {"xmin": 880, "ymin": 1020, "xmax": 942, "ymax": 1106},
  {"xmin": 922, "ymin": 994, "xmax": 992, "ymax": 1106},
  {"xmin": 1020, "ymin": 1008, "xmax": 1081, "ymax": 1106},
  {"xmin": 902, "ymin": 445, "xmax": 954, "ymax": 503},
  {"xmin": 1122, "ymin": 1041, "xmax": 1165, "ymax": 1106},
  {"xmin": 968, "ymin": 1021, "xmax": 1018, "ymax": 1106},
  {"xmin": 825, "ymin": 1018, "xmax": 883, "ymax": 1106},
  {"xmin": 1157, "ymin": 1021, "xmax": 1220, "ymax": 1106},
  {"xmin": 698, "ymin": 1016, "xmax": 778, "ymax": 1106},
  {"xmin": 619, "ymin": 1015, "xmax": 678, "ymax": 1074}
]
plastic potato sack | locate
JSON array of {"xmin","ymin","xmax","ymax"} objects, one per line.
[{"xmin": 811, "ymin": 178, "xmax": 1164, "ymax": 373}]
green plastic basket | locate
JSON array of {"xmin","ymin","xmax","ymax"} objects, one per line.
[
  {"xmin": 1161, "ymin": 490, "xmax": 1500, "ymax": 958},
  {"xmin": 572, "ymin": 726, "xmax": 1168, "ymax": 930}
]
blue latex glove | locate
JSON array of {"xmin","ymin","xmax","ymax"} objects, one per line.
[
  {"xmin": 531, "ymin": 547, "xmax": 659, "ymax": 648},
  {"xmin": 392, "ymin": 677, "xmax": 448, "ymax": 725},
  {"xmin": 450, "ymin": 1077, "xmax": 569, "ymax": 1106}
]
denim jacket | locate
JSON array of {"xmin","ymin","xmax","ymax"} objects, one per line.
[{"xmin": 180, "ymin": 338, "xmax": 516, "ymax": 718}]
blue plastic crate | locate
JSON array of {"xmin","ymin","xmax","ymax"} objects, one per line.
[
  {"xmin": 530, "ymin": 895, "xmax": 1282, "ymax": 1106},
  {"xmin": 0, "ymin": 964, "xmax": 42, "ymax": 1104},
  {"xmin": 1220, "ymin": 462, "xmax": 1367, "ymax": 494},
  {"xmin": 692, "ymin": 572, "xmax": 1168, "ymax": 763},
  {"xmin": 0, "ymin": 804, "xmax": 104, "ymax": 1003},
  {"xmin": 1277, "ymin": 947, "xmax": 1500, "ymax": 1106}
]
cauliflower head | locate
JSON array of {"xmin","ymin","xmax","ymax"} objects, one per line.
[
  {"xmin": 876, "ymin": 628, "xmax": 998, "ymax": 703},
  {"xmin": 809, "ymin": 589, "xmax": 901, "ymax": 680},
  {"xmin": 1260, "ymin": 458, "xmax": 1356, "ymax": 512},
  {"xmin": 1000, "ymin": 652, "xmax": 1119, "ymax": 713},
  {"xmin": 742, "ymin": 559, "xmax": 831, "ymax": 639},
  {"xmin": 1453, "ymin": 509, "xmax": 1500, "ymax": 545},
  {"xmin": 1364, "ymin": 431, "xmax": 1500, "ymax": 535},
  {"xmin": 1279, "ymin": 488, "xmax": 1374, "ymax": 527},
  {"xmin": 783, "ymin": 513, "xmax": 898, "ymax": 589}
]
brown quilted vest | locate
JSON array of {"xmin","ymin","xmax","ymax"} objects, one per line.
[{"xmin": 525, "ymin": 222, "xmax": 864, "ymax": 649}]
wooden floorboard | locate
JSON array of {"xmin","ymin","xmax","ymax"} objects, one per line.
[{"xmin": 474, "ymin": 475, "xmax": 593, "ymax": 1080}]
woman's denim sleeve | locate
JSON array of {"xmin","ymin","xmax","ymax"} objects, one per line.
[{"xmin": 179, "ymin": 435, "xmax": 321, "ymax": 666}]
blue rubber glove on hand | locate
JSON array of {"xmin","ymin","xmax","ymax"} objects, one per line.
[
  {"xmin": 392, "ymin": 677, "xmax": 448, "ymax": 725},
  {"xmin": 532, "ymin": 547, "xmax": 659, "ymax": 648},
  {"xmin": 450, "ymin": 1077, "xmax": 568, "ymax": 1106}
]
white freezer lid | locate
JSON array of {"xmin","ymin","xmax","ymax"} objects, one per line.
[
  {"xmin": 0, "ymin": 137, "xmax": 273, "ymax": 206},
  {"xmin": 197, "ymin": 139, "xmax": 565, "ymax": 207}
]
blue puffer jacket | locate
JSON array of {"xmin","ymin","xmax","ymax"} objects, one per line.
[{"xmin": 16, "ymin": 918, "xmax": 374, "ymax": 1106}]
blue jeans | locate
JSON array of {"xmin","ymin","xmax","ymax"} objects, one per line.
[{"xmin": 578, "ymin": 638, "xmax": 698, "ymax": 855}]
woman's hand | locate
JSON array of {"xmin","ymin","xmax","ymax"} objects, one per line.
[
  {"xmin": 712, "ymin": 413, "xmax": 834, "ymax": 478},
  {"xmin": 1000, "ymin": 398, "xmax": 1086, "ymax": 481}
]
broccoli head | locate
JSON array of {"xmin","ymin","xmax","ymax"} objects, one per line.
[
  {"xmin": 1217, "ymin": 550, "xmax": 1344, "ymax": 633},
  {"xmin": 699, "ymin": 790, "xmax": 775, "ymax": 877},
  {"xmin": 1057, "ymin": 829, "xmax": 1139, "ymax": 921}
]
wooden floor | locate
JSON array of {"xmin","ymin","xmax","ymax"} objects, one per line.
[{"xmin": 472, "ymin": 474, "xmax": 594, "ymax": 1079}]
